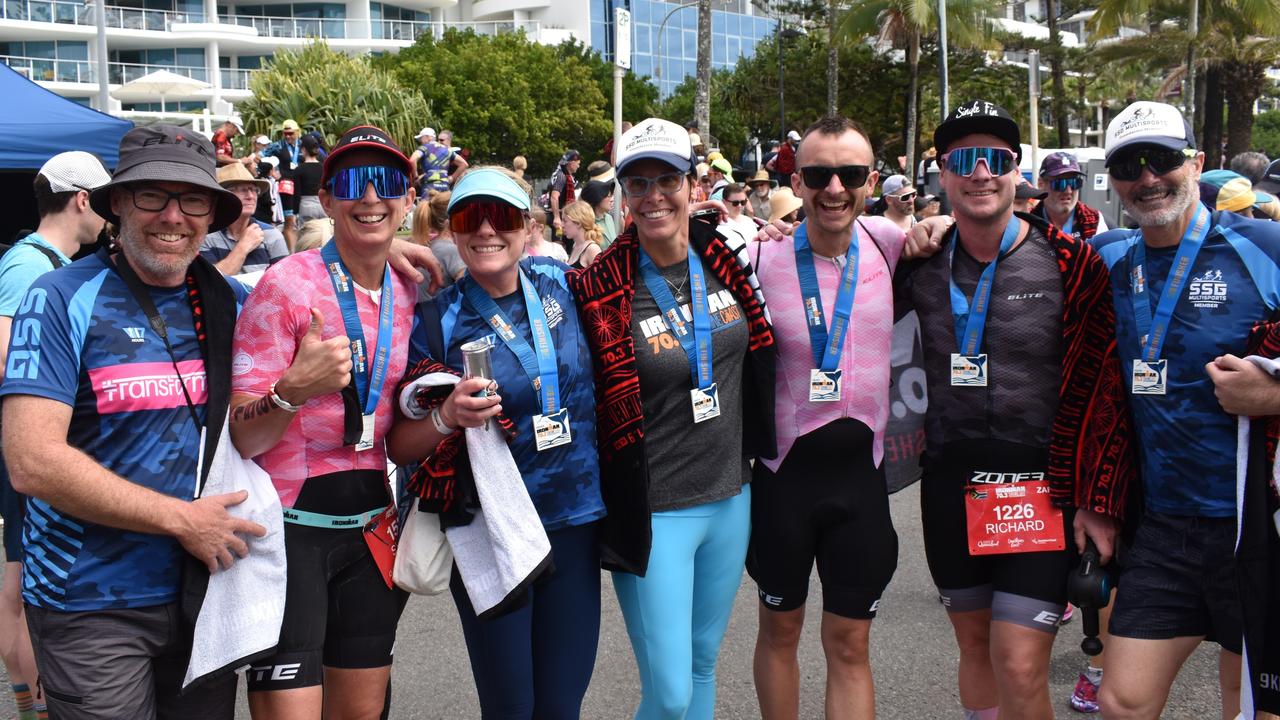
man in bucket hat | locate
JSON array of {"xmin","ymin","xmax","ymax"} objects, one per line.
[{"xmin": 1, "ymin": 124, "xmax": 266, "ymax": 719}]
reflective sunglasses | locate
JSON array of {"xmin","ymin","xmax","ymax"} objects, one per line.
[
  {"xmin": 1050, "ymin": 176, "xmax": 1084, "ymax": 191},
  {"xmin": 1107, "ymin": 147, "xmax": 1195, "ymax": 182},
  {"xmin": 449, "ymin": 200, "xmax": 527, "ymax": 234},
  {"xmin": 128, "ymin": 186, "xmax": 213, "ymax": 216},
  {"xmin": 620, "ymin": 172, "xmax": 686, "ymax": 198},
  {"xmin": 326, "ymin": 166, "xmax": 410, "ymax": 201},
  {"xmin": 940, "ymin": 147, "xmax": 1017, "ymax": 177},
  {"xmin": 891, "ymin": 191, "xmax": 918, "ymax": 203},
  {"xmin": 799, "ymin": 165, "xmax": 870, "ymax": 190}
]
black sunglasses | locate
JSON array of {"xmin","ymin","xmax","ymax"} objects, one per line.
[
  {"xmin": 1108, "ymin": 147, "xmax": 1195, "ymax": 182},
  {"xmin": 727, "ymin": 199, "xmax": 748, "ymax": 207},
  {"xmin": 799, "ymin": 165, "xmax": 870, "ymax": 191}
]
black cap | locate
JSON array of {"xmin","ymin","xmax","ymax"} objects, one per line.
[
  {"xmin": 321, "ymin": 125, "xmax": 413, "ymax": 187},
  {"xmin": 580, "ymin": 179, "xmax": 613, "ymax": 207},
  {"xmin": 90, "ymin": 124, "xmax": 242, "ymax": 232},
  {"xmin": 1015, "ymin": 181, "xmax": 1048, "ymax": 200},
  {"xmin": 1258, "ymin": 158, "xmax": 1280, "ymax": 195},
  {"xmin": 934, "ymin": 100, "xmax": 1023, "ymax": 162}
]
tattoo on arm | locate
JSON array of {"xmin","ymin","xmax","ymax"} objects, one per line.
[{"xmin": 231, "ymin": 395, "xmax": 273, "ymax": 424}]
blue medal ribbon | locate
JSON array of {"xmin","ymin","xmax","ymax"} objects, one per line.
[
  {"xmin": 1061, "ymin": 212, "xmax": 1074, "ymax": 237},
  {"xmin": 948, "ymin": 216, "xmax": 1022, "ymax": 355},
  {"xmin": 460, "ymin": 268, "xmax": 560, "ymax": 414},
  {"xmin": 1128, "ymin": 203, "xmax": 1211, "ymax": 361},
  {"xmin": 794, "ymin": 222, "xmax": 860, "ymax": 371},
  {"xmin": 320, "ymin": 241, "xmax": 395, "ymax": 415},
  {"xmin": 638, "ymin": 245, "xmax": 714, "ymax": 390}
]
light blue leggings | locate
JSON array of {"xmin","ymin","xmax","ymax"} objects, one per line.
[{"xmin": 612, "ymin": 487, "xmax": 751, "ymax": 720}]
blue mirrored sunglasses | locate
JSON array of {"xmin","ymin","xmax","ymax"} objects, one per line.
[
  {"xmin": 327, "ymin": 165, "xmax": 409, "ymax": 200},
  {"xmin": 1050, "ymin": 176, "xmax": 1084, "ymax": 191},
  {"xmin": 941, "ymin": 147, "xmax": 1017, "ymax": 177}
]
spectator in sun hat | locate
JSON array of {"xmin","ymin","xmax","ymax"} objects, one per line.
[
  {"xmin": 2, "ymin": 124, "xmax": 259, "ymax": 719},
  {"xmin": 1032, "ymin": 150, "xmax": 1108, "ymax": 241},
  {"xmin": 746, "ymin": 168, "xmax": 775, "ymax": 219},
  {"xmin": 200, "ymin": 162, "xmax": 288, "ymax": 277}
]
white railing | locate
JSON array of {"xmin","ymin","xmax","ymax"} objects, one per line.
[
  {"xmin": 371, "ymin": 18, "xmax": 541, "ymax": 41},
  {"xmin": 1, "ymin": 54, "xmax": 94, "ymax": 82},
  {"xmin": 0, "ymin": 1, "xmax": 199, "ymax": 31},
  {"xmin": 220, "ymin": 66, "xmax": 258, "ymax": 90},
  {"xmin": 217, "ymin": 12, "xmax": 355, "ymax": 39},
  {"xmin": 108, "ymin": 61, "xmax": 207, "ymax": 85}
]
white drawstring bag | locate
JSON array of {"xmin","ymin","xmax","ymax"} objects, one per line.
[{"xmin": 393, "ymin": 497, "xmax": 453, "ymax": 595}]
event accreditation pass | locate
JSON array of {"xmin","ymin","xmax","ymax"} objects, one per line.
[{"xmin": 965, "ymin": 480, "xmax": 1065, "ymax": 555}]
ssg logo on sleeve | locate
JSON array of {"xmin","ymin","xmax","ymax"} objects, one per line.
[{"xmin": 1187, "ymin": 269, "xmax": 1227, "ymax": 309}]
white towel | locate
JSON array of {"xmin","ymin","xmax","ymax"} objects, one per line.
[
  {"xmin": 397, "ymin": 373, "xmax": 553, "ymax": 619},
  {"xmin": 183, "ymin": 418, "xmax": 287, "ymax": 689}
]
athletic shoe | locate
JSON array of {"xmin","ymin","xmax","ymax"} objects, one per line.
[
  {"xmin": 1060, "ymin": 603, "xmax": 1074, "ymax": 625},
  {"xmin": 1070, "ymin": 672, "xmax": 1100, "ymax": 713}
]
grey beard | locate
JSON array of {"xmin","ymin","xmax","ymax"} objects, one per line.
[{"xmin": 1123, "ymin": 174, "xmax": 1199, "ymax": 228}]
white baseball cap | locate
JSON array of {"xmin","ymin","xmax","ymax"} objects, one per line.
[
  {"xmin": 227, "ymin": 116, "xmax": 244, "ymax": 133},
  {"xmin": 38, "ymin": 151, "xmax": 111, "ymax": 193},
  {"xmin": 254, "ymin": 135, "xmax": 270, "ymax": 146},
  {"xmin": 616, "ymin": 118, "xmax": 695, "ymax": 176},
  {"xmin": 1104, "ymin": 101, "xmax": 1196, "ymax": 165},
  {"xmin": 787, "ymin": 130, "xmax": 801, "ymax": 142},
  {"xmin": 416, "ymin": 127, "xmax": 436, "ymax": 140}
]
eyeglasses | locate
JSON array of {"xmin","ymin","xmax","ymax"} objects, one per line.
[
  {"xmin": 449, "ymin": 200, "xmax": 527, "ymax": 234},
  {"xmin": 1049, "ymin": 176, "xmax": 1084, "ymax": 191},
  {"xmin": 620, "ymin": 173, "xmax": 686, "ymax": 198},
  {"xmin": 799, "ymin": 165, "xmax": 870, "ymax": 190},
  {"xmin": 1107, "ymin": 147, "xmax": 1195, "ymax": 182},
  {"xmin": 940, "ymin": 147, "xmax": 1017, "ymax": 177},
  {"xmin": 727, "ymin": 199, "xmax": 748, "ymax": 207},
  {"xmin": 326, "ymin": 166, "xmax": 409, "ymax": 201},
  {"xmin": 891, "ymin": 191, "xmax": 917, "ymax": 203},
  {"xmin": 229, "ymin": 184, "xmax": 261, "ymax": 198},
  {"xmin": 128, "ymin": 186, "xmax": 214, "ymax": 216}
]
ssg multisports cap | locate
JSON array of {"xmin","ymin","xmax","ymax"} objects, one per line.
[
  {"xmin": 1039, "ymin": 151, "xmax": 1082, "ymax": 178},
  {"xmin": 38, "ymin": 151, "xmax": 111, "ymax": 193},
  {"xmin": 933, "ymin": 100, "xmax": 1023, "ymax": 161},
  {"xmin": 320, "ymin": 125, "xmax": 414, "ymax": 188},
  {"xmin": 448, "ymin": 168, "xmax": 530, "ymax": 212},
  {"xmin": 1104, "ymin": 101, "xmax": 1196, "ymax": 165},
  {"xmin": 88, "ymin": 124, "xmax": 242, "ymax": 232},
  {"xmin": 616, "ymin": 118, "xmax": 695, "ymax": 177}
]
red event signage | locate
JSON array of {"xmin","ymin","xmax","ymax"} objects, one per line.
[{"xmin": 965, "ymin": 480, "xmax": 1065, "ymax": 556}]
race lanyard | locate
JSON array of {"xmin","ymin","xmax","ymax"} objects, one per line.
[
  {"xmin": 639, "ymin": 245, "xmax": 720, "ymax": 422},
  {"xmin": 287, "ymin": 141, "xmax": 300, "ymax": 167},
  {"xmin": 1061, "ymin": 213, "xmax": 1074, "ymax": 237},
  {"xmin": 1127, "ymin": 204, "xmax": 1211, "ymax": 395},
  {"xmin": 947, "ymin": 217, "xmax": 1020, "ymax": 387},
  {"xmin": 461, "ymin": 270, "xmax": 570, "ymax": 450},
  {"xmin": 794, "ymin": 223, "xmax": 859, "ymax": 401},
  {"xmin": 320, "ymin": 241, "xmax": 394, "ymax": 422}
]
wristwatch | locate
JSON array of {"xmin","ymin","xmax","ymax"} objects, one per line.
[{"xmin": 269, "ymin": 382, "xmax": 303, "ymax": 413}]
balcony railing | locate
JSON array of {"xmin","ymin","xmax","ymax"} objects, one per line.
[
  {"xmin": 1, "ymin": 53, "xmax": 93, "ymax": 82},
  {"xmin": 220, "ymin": 66, "xmax": 256, "ymax": 90},
  {"xmin": 108, "ymin": 60, "xmax": 206, "ymax": 84},
  {"xmin": 0, "ymin": 2, "xmax": 542, "ymax": 41}
]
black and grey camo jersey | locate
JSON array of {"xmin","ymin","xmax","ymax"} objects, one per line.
[{"xmin": 902, "ymin": 224, "xmax": 1064, "ymax": 457}]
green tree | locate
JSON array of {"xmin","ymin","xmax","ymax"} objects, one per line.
[
  {"xmin": 554, "ymin": 40, "xmax": 660, "ymax": 126},
  {"xmin": 376, "ymin": 29, "xmax": 614, "ymax": 176},
  {"xmin": 237, "ymin": 41, "xmax": 431, "ymax": 150},
  {"xmin": 1252, "ymin": 110, "xmax": 1280, "ymax": 158},
  {"xmin": 659, "ymin": 68, "xmax": 750, "ymax": 161}
]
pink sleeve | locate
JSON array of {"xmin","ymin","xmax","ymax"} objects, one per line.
[{"xmin": 231, "ymin": 266, "xmax": 308, "ymax": 396}]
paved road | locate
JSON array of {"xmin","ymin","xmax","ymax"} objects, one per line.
[{"xmin": 1, "ymin": 482, "xmax": 1224, "ymax": 719}]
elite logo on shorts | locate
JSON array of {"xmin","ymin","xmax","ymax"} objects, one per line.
[{"xmin": 1187, "ymin": 269, "xmax": 1227, "ymax": 309}]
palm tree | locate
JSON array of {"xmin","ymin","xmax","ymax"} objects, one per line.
[
  {"xmin": 828, "ymin": 0, "xmax": 840, "ymax": 114},
  {"xmin": 837, "ymin": 0, "xmax": 997, "ymax": 177},
  {"xmin": 695, "ymin": 0, "xmax": 711, "ymax": 141}
]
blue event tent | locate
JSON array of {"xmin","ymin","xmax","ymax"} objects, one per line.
[{"xmin": 0, "ymin": 63, "xmax": 132, "ymax": 170}]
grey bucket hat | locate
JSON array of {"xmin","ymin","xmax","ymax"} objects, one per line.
[{"xmin": 90, "ymin": 124, "xmax": 242, "ymax": 232}]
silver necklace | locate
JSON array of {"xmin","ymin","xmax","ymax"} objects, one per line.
[{"xmin": 663, "ymin": 273, "xmax": 689, "ymax": 303}]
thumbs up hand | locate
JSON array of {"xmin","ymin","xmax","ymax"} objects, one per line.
[{"xmin": 274, "ymin": 308, "xmax": 353, "ymax": 406}]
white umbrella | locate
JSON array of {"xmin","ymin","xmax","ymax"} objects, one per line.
[{"xmin": 111, "ymin": 69, "xmax": 211, "ymax": 114}]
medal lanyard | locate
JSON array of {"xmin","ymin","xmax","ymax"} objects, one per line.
[
  {"xmin": 461, "ymin": 268, "xmax": 561, "ymax": 414},
  {"xmin": 1061, "ymin": 212, "xmax": 1074, "ymax": 236},
  {"xmin": 794, "ymin": 222, "xmax": 860, "ymax": 371},
  {"xmin": 1129, "ymin": 204, "xmax": 1211, "ymax": 362},
  {"xmin": 288, "ymin": 141, "xmax": 300, "ymax": 166},
  {"xmin": 320, "ymin": 241, "xmax": 394, "ymax": 415},
  {"xmin": 948, "ymin": 216, "xmax": 1022, "ymax": 355},
  {"xmin": 639, "ymin": 245, "xmax": 714, "ymax": 391}
]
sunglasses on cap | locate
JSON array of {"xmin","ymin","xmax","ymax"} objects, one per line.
[
  {"xmin": 326, "ymin": 166, "xmax": 410, "ymax": 201},
  {"xmin": 940, "ymin": 147, "xmax": 1017, "ymax": 177},
  {"xmin": 449, "ymin": 200, "xmax": 527, "ymax": 234},
  {"xmin": 620, "ymin": 172, "xmax": 686, "ymax": 198},
  {"xmin": 1107, "ymin": 147, "xmax": 1196, "ymax": 182},
  {"xmin": 799, "ymin": 165, "xmax": 870, "ymax": 190},
  {"xmin": 1050, "ymin": 176, "xmax": 1084, "ymax": 191}
]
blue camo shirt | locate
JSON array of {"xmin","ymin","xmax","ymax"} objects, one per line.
[
  {"xmin": 0, "ymin": 252, "xmax": 247, "ymax": 610},
  {"xmin": 1093, "ymin": 206, "xmax": 1280, "ymax": 517},
  {"xmin": 410, "ymin": 256, "xmax": 606, "ymax": 531},
  {"xmin": 0, "ymin": 233, "xmax": 71, "ymax": 316}
]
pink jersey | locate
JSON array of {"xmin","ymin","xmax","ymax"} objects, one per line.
[
  {"xmin": 750, "ymin": 215, "xmax": 904, "ymax": 471},
  {"xmin": 231, "ymin": 250, "xmax": 415, "ymax": 508}
]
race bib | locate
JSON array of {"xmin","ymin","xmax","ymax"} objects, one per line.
[
  {"xmin": 965, "ymin": 480, "xmax": 1065, "ymax": 555},
  {"xmin": 809, "ymin": 369, "xmax": 842, "ymax": 402},
  {"xmin": 690, "ymin": 383, "xmax": 721, "ymax": 423},
  {"xmin": 533, "ymin": 408, "xmax": 572, "ymax": 452},
  {"xmin": 1131, "ymin": 359, "xmax": 1167, "ymax": 395},
  {"xmin": 277, "ymin": 179, "xmax": 295, "ymax": 195},
  {"xmin": 950, "ymin": 353, "xmax": 988, "ymax": 387},
  {"xmin": 362, "ymin": 505, "xmax": 399, "ymax": 589}
]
